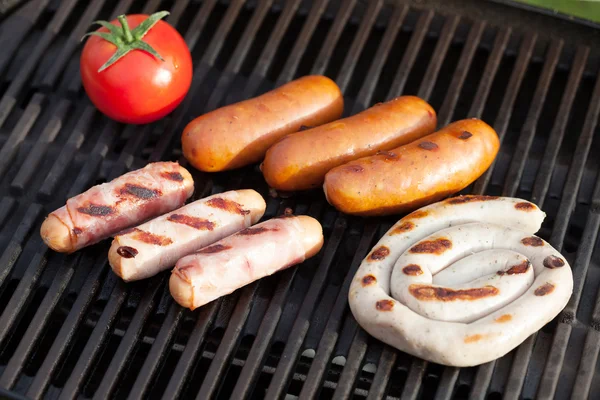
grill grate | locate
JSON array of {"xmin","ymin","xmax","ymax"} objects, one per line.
[{"xmin": 1, "ymin": 0, "xmax": 600, "ymax": 399}]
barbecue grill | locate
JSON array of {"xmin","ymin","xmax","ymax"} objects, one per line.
[{"xmin": 1, "ymin": 0, "xmax": 599, "ymax": 398}]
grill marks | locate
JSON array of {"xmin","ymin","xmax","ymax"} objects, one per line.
[
  {"xmin": 418, "ymin": 141, "xmax": 438, "ymax": 151},
  {"xmin": 376, "ymin": 150, "xmax": 399, "ymax": 161},
  {"xmin": 497, "ymin": 260, "xmax": 531, "ymax": 275},
  {"xmin": 161, "ymin": 171, "xmax": 184, "ymax": 181},
  {"xmin": 128, "ymin": 228, "xmax": 173, "ymax": 246},
  {"xmin": 206, "ymin": 197, "xmax": 250, "ymax": 215},
  {"xmin": 495, "ymin": 314, "xmax": 512, "ymax": 323},
  {"xmin": 543, "ymin": 255, "xmax": 565, "ymax": 269},
  {"xmin": 117, "ymin": 246, "xmax": 138, "ymax": 258},
  {"xmin": 77, "ymin": 204, "xmax": 114, "ymax": 216},
  {"xmin": 402, "ymin": 264, "xmax": 424, "ymax": 276},
  {"xmin": 534, "ymin": 283, "xmax": 555, "ymax": 296},
  {"xmin": 362, "ymin": 275, "xmax": 377, "ymax": 286},
  {"xmin": 198, "ymin": 244, "xmax": 231, "ymax": 254},
  {"xmin": 120, "ymin": 184, "xmax": 161, "ymax": 199},
  {"xmin": 168, "ymin": 214, "xmax": 216, "ymax": 230},
  {"xmin": 238, "ymin": 226, "xmax": 277, "ymax": 236},
  {"xmin": 521, "ymin": 236, "xmax": 544, "ymax": 247},
  {"xmin": 345, "ymin": 164, "xmax": 364, "ymax": 173},
  {"xmin": 409, "ymin": 284, "xmax": 499, "ymax": 301},
  {"xmin": 406, "ymin": 210, "xmax": 429, "ymax": 219},
  {"xmin": 368, "ymin": 246, "xmax": 390, "ymax": 261},
  {"xmin": 446, "ymin": 195, "xmax": 499, "ymax": 204},
  {"xmin": 458, "ymin": 131, "xmax": 473, "ymax": 139},
  {"xmin": 409, "ymin": 238, "xmax": 452, "ymax": 254},
  {"xmin": 376, "ymin": 299, "xmax": 395, "ymax": 311},
  {"xmin": 392, "ymin": 221, "xmax": 415, "ymax": 235},
  {"xmin": 515, "ymin": 202, "xmax": 535, "ymax": 211}
]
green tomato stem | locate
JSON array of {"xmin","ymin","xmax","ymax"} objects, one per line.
[
  {"xmin": 118, "ymin": 15, "xmax": 134, "ymax": 43},
  {"xmin": 83, "ymin": 11, "xmax": 171, "ymax": 72}
]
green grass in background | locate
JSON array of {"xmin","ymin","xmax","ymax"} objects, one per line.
[{"xmin": 515, "ymin": 0, "xmax": 600, "ymax": 24}]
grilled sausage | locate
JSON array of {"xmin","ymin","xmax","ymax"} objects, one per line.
[
  {"xmin": 41, "ymin": 162, "xmax": 194, "ymax": 253},
  {"xmin": 108, "ymin": 190, "xmax": 266, "ymax": 281},
  {"xmin": 323, "ymin": 119, "xmax": 500, "ymax": 216},
  {"xmin": 348, "ymin": 196, "xmax": 573, "ymax": 367},
  {"xmin": 170, "ymin": 215, "xmax": 323, "ymax": 310},
  {"xmin": 182, "ymin": 75, "xmax": 344, "ymax": 172},
  {"xmin": 261, "ymin": 96, "xmax": 436, "ymax": 191}
]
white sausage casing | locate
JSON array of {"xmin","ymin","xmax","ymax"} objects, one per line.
[
  {"xmin": 348, "ymin": 195, "xmax": 573, "ymax": 367},
  {"xmin": 170, "ymin": 215, "xmax": 323, "ymax": 310},
  {"xmin": 108, "ymin": 190, "xmax": 266, "ymax": 281}
]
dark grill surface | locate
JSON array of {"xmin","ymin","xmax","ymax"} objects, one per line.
[{"xmin": 1, "ymin": 0, "xmax": 600, "ymax": 399}]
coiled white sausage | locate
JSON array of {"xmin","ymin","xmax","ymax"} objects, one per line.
[{"xmin": 348, "ymin": 195, "xmax": 573, "ymax": 367}]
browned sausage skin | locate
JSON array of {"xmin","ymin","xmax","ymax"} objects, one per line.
[
  {"xmin": 182, "ymin": 75, "xmax": 344, "ymax": 172},
  {"xmin": 261, "ymin": 96, "xmax": 436, "ymax": 191},
  {"xmin": 323, "ymin": 119, "xmax": 500, "ymax": 216}
]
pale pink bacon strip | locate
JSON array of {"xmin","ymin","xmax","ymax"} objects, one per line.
[
  {"xmin": 109, "ymin": 190, "xmax": 265, "ymax": 281},
  {"xmin": 171, "ymin": 216, "xmax": 309, "ymax": 309},
  {"xmin": 47, "ymin": 162, "xmax": 193, "ymax": 252}
]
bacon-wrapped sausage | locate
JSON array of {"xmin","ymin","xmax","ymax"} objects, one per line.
[
  {"xmin": 348, "ymin": 196, "xmax": 573, "ymax": 367},
  {"xmin": 108, "ymin": 190, "xmax": 266, "ymax": 281},
  {"xmin": 170, "ymin": 215, "xmax": 323, "ymax": 310},
  {"xmin": 41, "ymin": 162, "xmax": 194, "ymax": 253}
]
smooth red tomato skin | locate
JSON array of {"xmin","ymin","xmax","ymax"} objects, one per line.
[{"xmin": 81, "ymin": 15, "xmax": 193, "ymax": 124}]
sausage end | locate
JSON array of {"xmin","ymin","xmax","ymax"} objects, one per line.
[
  {"xmin": 295, "ymin": 215, "xmax": 324, "ymax": 258},
  {"xmin": 40, "ymin": 214, "xmax": 75, "ymax": 253},
  {"xmin": 169, "ymin": 272, "xmax": 195, "ymax": 310},
  {"xmin": 235, "ymin": 189, "xmax": 267, "ymax": 224}
]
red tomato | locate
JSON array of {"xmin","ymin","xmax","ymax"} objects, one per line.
[{"xmin": 80, "ymin": 13, "xmax": 192, "ymax": 124}]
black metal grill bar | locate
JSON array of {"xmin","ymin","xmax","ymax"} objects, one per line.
[
  {"xmin": 41, "ymin": 0, "xmax": 107, "ymax": 88},
  {"xmin": 467, "ymin": 27, "xmax": 511, "ymax": 118},
  {"xmin": 550, "ymin": 68, "xmax": 600, "ymax": 250},
  {"xmin": 204, "ymin": 0, "xmax": 274, "ymax": 112},
  {"xmin": 335, "ymin": 0, "xmax": 383, "ymax": 94},
  {"xmin": 161, "ymin": 300, "xmax": 220, "ymax": 399},
  {"xmin": 309, "ymin": 0, "xmax": 355, "ymax": 78},
  {"xmin": 434, "ymin": 367, "xmax": 460, "ymax": 400},
  {"xmin": 128, "ymin": 303, "xmax": 185, "ymax": 399},
  {"xmin": 37, "ymin": 105, "xmax": 95, "ymax": 200},
  {"xmin": 502, "ymin": 40, "xmax": 563, "ymax": 198},
  {"xmin": 10, "ymin": 98, "xmax": 71, "ymax": 194},
  {"xmin": 0, "ymin": 252, "xmax": 47, "ymax": 346},
  {"xmin": 473, "ymin": 33, "xmax": 537, "ymax": 195},
  {"xmin": 352, "ymin": 4, "xmax": 409, "ymax": 113},
  {"xmin": 383, "ymin": 9, "xmax": 433, "ymax": 105},
  {"xmin": 401, "ymin": 359, "xmax": 427, "ymax": 400},
  {"xmin": 436, "ymin": 20, "xmax": 486, "ymax": 126},
  {"xmin": 0, "ymin": 0, "xmax": 48, "ymax": 76},
  {"xmin": 236, "ymin": 0, "xmax": 301, "ymax": 102},
  {"xmin": 0, "ymin": 257, "xmax": 75, "ymax": 389},
  {"xmin": 417, "ymin": 15, "xmax": 460, "ymax": 102},
  {"xmin": 0, "ymin": 0, "xmax": 77, "ymax": 129},
  {"xmin": 0, "ymin": 197, "xmax": 16, "ymax": 229},
  {"xmin": 26, "ymin": 258, "xmax": 107, "ymax": 399},
  {"xmin": 165, "ymin": 0, "xmax": 190, "ymax": 25},
  {"xmin": 531, "ymin": 46, "xmax": 589, "ymax": 207},
  {"xmin": 332, "ymin": 328, "xmax": 369, "ymax": 399},
  {"xmin": 0, "ymin": 93, "xmax": 44, "ymax": 178},
  {"xmin": 365, "ymin": 343, "xmax": 396, "ymax": 400},
  {"xmin": 59, "ymin": 281, "xmax": 128, "ymax": 400},
  {"xmin": 0, "ymin": 203, "xmax": 42, "ymax": 287},
  {"xmin": 498, "ymin": 42, "xmax": 597, "ymax": 400},
  {"xmin": 296, "ymin": 224, "xmax": 379, "ymax": 399},
  {"xmin": 571, "ymin": 329, "xmax": 600, "ymax": 399},
  {"xmin": 92, "ymin": 276, "xmax": 167, "ymax": 399}
]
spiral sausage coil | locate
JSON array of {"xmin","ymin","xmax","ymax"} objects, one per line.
[{"xmin": 348, "ymin": 195, "xmax": 573, "ymax": 367}]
